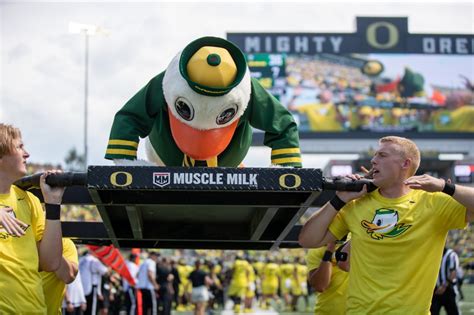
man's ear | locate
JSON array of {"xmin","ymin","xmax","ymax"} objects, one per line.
[{"xmin": 402, "ymin": 159, "xmax": 411, "ymax": 170}]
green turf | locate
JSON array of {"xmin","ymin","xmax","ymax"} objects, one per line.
[
  {"xmin": 171, "ymin": 284, "xmax": 474, "ymax": 314},
  {"xmin": 450, "ymin": 283, "xmax": 474, "ymax": 315},
  {"xmin": 291, "ymin": 285, "xmax": 474, "ymax": 314}
]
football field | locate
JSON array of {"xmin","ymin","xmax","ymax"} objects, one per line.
[
  {"xmin": 455, "ymin": 284, "xmax": 474, "ymax": 315},
  {"xmin": 172, "ymin": 284, "xmax": 474, "ymax": 315}
]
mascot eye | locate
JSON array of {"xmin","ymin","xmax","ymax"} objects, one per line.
[
  {"xmin": 175, "ymin": 98, "xmax": 194, "ymax": 121},
  {"xmin": 376, "ymin": 219, "xmax": 382, "ymax": 226},
  {"xmin": 216, "ymin": 105, "xmax": 238, "ymax": 125}
]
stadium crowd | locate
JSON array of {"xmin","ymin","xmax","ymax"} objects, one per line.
[{"xmin": 282, "ymin": 55, "xmax": 474, "ymax": 133}]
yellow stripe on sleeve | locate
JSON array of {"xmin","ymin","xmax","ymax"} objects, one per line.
[
  {"xmin": 105, "ymin": 148, "xmax": 137, "ymax": 156},
  {"xmin": 271, "ymin": 157, "xmax": 302, "ymax": 164},
  {"xmin": 271, "ymin": 148, "xmax": 301, "ymax": 156},
  {"xmin": 108, "ymin": 139, "xmax": 139, "ymax": 149}
]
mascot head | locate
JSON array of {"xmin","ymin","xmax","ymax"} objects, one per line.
[
  {"xmin": 398, "ymin": 67, "xmax": 425, "ymax": 98},
  {"xmin": 361, "ymin": 59, "xmax": 384, "ymax": 77},
  {"xmin": 163, "ymin": 37, "xmax": 251, "ymax": 161}
]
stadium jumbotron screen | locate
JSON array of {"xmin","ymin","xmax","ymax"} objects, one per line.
[{"xmin": 228, "ymin": 16, "xmax": 474, "ymax": 139}]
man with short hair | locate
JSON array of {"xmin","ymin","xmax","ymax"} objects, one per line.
[
  {"xmin": 79, "ymin": 250, "xmax": 108, "ymax": 315},
  {"xmin": 299, "ymin": 136, "xmax": 474, "ymax": 314},
  {"xmin": 137, "ymin": 251, "xmax": 160, "ymax": 315},
  {"xmin": 0, "ymin": 123, "xmax": 65, "ymax": 313}
]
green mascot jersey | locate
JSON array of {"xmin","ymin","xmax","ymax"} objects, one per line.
[{"xmin": 105, "ymin": 72, "xmax": 302, "ymax": 167}]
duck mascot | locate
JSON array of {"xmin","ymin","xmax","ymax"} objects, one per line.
[
  {"xmin": 366, "ymin": 66, "xmax": 425, "ymax": 99},
  {"xmin": 105, "ymin": 36, "xmax": 301, "ymax": 168}
]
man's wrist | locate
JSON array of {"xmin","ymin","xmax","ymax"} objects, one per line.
[
  {"xmin": 442, "ymin": 181, "xmax": 456, "ymax": 196},
  {"xmin": 44, "ymin": 199, "xmax": 61, "ymax": 205},
  {"xmin": 330, "ymin": 194, "xmax": 347, "ymax": 211},
  {"xmin": 45, "ymin": 203, "xmax": 61, "ymax": 220}
]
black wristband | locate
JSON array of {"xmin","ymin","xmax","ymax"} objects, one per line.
[
  {"xmin": 330, "ymin": 195, "xmax": 346, "ymax": 211},
  {"xmin": 322, "ymin": 250, "xmax": 333, "ymax": 262},
  {"xmin": 45, "ymin": 203, "xmax": 61, "ymax": 220},
  {"xmin": 442, "ymin": 181, "xmax": 456, "ymax": 196}
]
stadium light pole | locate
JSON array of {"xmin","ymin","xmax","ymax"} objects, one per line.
[{"xmin": 69, "ymin": 22, "xmax": 109, "ymax": 169}]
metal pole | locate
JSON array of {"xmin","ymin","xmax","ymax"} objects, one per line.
[{"xmin": 84, "ymin": 32, "xmax": 89, "ymax": 169}]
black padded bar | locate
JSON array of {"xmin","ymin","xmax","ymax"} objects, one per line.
[{"xmin": 14, "ymin": 172, "xmax": 87, "ymax": 190}]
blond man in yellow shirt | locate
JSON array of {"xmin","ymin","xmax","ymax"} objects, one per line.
[
  {"xmin": 300, "ymin": 136, "xmax": 474, "ymax": 314},
  {"xmin": 0, "ymin": 123, "xmax": 65, "ymax": 314}
]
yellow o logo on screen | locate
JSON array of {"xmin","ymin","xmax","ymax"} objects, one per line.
[
  {"xmin": 110, "ymin": 171, "xmax": 133, "ymax": 187},
  {"xmin": 279, "ymin": 174, "xmax": 301, "ymax": 189},
  {"xmin": 366, "ymin": 22, "xmax": 399, "ymax": 49}
]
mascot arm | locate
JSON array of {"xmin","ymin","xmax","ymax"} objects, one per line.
[
  {"xmin": 105, "ymin": 72, "xmax": 166, "ymax": 160},
  {"xmin": 248, "ymin": 78, "xmax": 302, "ymax": 168}
]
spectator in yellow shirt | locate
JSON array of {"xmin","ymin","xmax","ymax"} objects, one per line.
[
  {"xmin": 0, "ymin": 123, "xmax": 65, "ymax": 314},
  {"xmin": 41, "ymin": 238, "xmax": 79, "ymax": 314},
  {"xmin": 290, "ymin": 90, "xmax": 345, "ymax": 131},
  {"xmin": 306, "ymin": 240, "xmax": 350, "ymax": 315}
]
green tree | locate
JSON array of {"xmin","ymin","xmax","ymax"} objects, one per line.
[{"xmin": 64, "ymin": 147, "xmax": 86, "ymax": 171}]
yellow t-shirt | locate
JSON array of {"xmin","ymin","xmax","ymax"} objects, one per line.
[
  {"xmin": 329, "ymin": 189, "xmax": 467, "ymax": 314},
  {"xmin": 228, "ymin": 259, "xmax": 250, "ymax": 296},
  {"xmin": 0, "ymin": 186, "xmax": 46, "ymax": 314},
  {"xmin": 245, "ymin": 264, "xmax": 256, "ymax": 298},
  {"xmin": 291, "ymin": 263, "xmax": 308, "ymax": 296},
  {"xmin": 41, "ymin": 238, "xmax": 79, "ymax": 315},
  {"xmin": 247, "ymin": 263, "xmax": 256, "ymax": 283},
  {"xmin": 177, "ymin": 264, "xmax": 192, "ymax": 296},
  {"xmin": 433, "ymin": 106, "xmax": 474, "ymax": 132},
  {"xmin": 306, "ymin": 247, "xmax": 348, "ymax": 315},
  {"xmin": 261, "ymin": 262, "xmax": 280, "ymax": 294},
  {"xmin": 296, "ymin": 103, "xmax": 343, "ymax": 131},
  {"xmin": 230, "ymin": 259, "xmax": 250, "ymax": 287},
  {"xmin": 279, "ymin": 263, "xmax": 295, "ymax": 294},
  {"xmin": 212, "ymin": 263, "xmax": 222, "ymax": 275}
]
